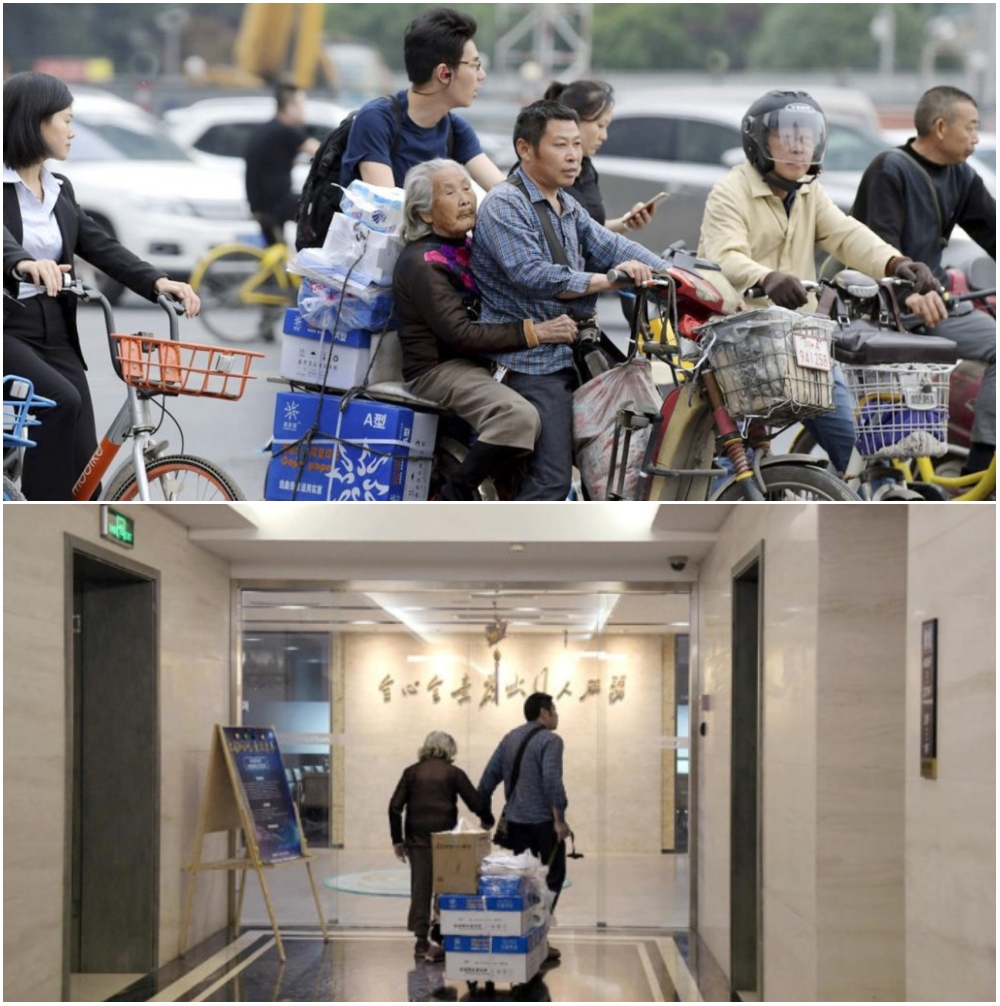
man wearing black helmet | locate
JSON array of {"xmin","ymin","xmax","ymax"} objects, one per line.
[{"xmin": 698, "ymin": 90, "xmax": 940, "ymax": 474}]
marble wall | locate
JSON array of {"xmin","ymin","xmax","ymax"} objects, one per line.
[
  {"xmin": 2, "ymin": 505, "xmax": 232, "ymax": 1002},
  {"xmin": 905, "ymin": 507, "xmax": 995, "ymax": 1001},
  {"xmin": 696, "ymin": 504, "xmax": 995, "ymax": 1002},
  {"xmin": 340, "ymin": 632, "xmax": 667, "ymax": 857}
]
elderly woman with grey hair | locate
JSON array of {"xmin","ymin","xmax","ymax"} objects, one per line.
[
  {"xmin": 393, "ymin": 158, "xmax": 577, "ymax": 499},
  {"xmin": 389, "ymin": 730, "xmax": 484, "ymax": 962}
]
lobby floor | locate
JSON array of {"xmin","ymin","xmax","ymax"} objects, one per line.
[
  {"xmin": 104, "ymin": 925, "xmax": 731, "ymax": 1002},
  {"xmin": 81, "ymin": 849, "xmax": 721, "ymax": 1001}
]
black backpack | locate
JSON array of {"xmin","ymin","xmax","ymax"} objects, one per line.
[{"xmin": 294, "ymin": 95, "xmax": 403, "ymax": 250}]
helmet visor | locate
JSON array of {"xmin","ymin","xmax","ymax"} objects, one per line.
[{"xmin": 763, "ymin": 107, "xmax": 826, "ymax": 171}]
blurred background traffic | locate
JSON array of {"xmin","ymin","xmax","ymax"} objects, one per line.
[{"xmin": 3, "ymin": 2, "xmax": 996, "ymax": 304}]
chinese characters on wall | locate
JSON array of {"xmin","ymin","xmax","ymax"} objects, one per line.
[{"xmin": 377, "ymin": 666, "xmax": 628, "ymax": 707}]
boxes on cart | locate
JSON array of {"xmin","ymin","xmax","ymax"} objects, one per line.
[
  {"xmin": 432, "ymin": 830, "xmax": 493, "ymax": 896},
  {"xmin": 439, "ymin": 893, "xmax": 545, "ymax": 937},
  {"xmin": 265, "ymin": 391, "xmax": 437, "ymax": 501},
  {"xmin": 280, "ymin": 315, "xmax": 373, "ymax": 392},
  {"xmin": 477, "ymin": 874, "xmax": 537, "ymax": 898},
  {"xmin": 443, "ymin": 926, "xmax": 548, "ymax": 985}
]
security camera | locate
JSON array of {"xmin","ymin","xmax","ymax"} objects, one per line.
[{"xmin": 669, "ymin": 556, "xmax": 689, "ymax": 572}]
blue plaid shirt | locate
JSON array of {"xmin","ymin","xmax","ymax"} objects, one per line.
[{"xmin": 471, "ymin": 167, "xmax": 666, "ymax": 375}]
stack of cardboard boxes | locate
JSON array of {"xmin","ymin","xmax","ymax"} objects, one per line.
[
  {"xmin": 432, "ymin": 831, "xmax": 548, "ymax": 988},
  {"xmin": 266, "ymin": 188, "xmax": 439, "ymax": 501}
]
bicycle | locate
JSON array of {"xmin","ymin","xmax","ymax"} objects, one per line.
[
  {"xmin": 3, "ymin": 376, "xmax": 56, "ymax": 501},
  {"xmin": 44, "ymin": 279, "xmax": 264, "ymax": 501},
  {"xmin": 604, "ymin": 254, "xmax": 860, "ymax": 501},
  {"xmin": 188, "ymin": 238, "xmax": 295, "ymax": 344}
]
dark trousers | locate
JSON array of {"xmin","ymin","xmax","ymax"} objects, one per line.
[
  {"xmin": 406, "ymin": 844, "xmax": 434, "ymax": 939},
  {"xmin": 505, "ymin": 368, "xmax": 577, "ymax": 500},
  {"xmin": 4, "ymin": 296, "xmax": 98, "ymax": 500},
  {"xmin": 506, "ymin": 819, "xmax": 566, "ymax": 912}
]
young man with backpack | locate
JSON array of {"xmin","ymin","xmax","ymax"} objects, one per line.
[{"xmin": 296, "ymin": 7, "xmax": 504, "ymax": 249}]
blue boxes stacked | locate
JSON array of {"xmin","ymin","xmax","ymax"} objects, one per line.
[
  {"xmin": 265, "ymin": 390, "xmax": 437, "ymax": 502},
  {"xmin": 441, "ymin": 872, "xmax": 548, "ymax": 985}
]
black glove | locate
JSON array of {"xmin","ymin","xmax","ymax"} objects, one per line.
[
  {"xmin": 891, "ymin": 257, "xmax": 941, "ymax": 295},
  {"xmin": 761, "ymin": 271, "xmax": 809, "ymax": 310}
]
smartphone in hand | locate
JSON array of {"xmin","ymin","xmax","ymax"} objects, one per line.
[{"xmin": 626, "ymin": 191, "xmax": 669, "ymax": 224}]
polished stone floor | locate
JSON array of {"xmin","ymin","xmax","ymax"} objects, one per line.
[{"xmin": 103, "ymin": 925, "xmax": 731, "ymax": 1002}]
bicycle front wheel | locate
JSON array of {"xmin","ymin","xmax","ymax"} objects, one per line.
[
  {"xmin": 106, "ymin": 455, "xmax": 246, "ymax": 501},
  {"xmin": 194, "ymin": 247, "xmax": 291, "ymax": 344},
  {"xmin": 713, "ymin": 463, "xmax": 860, "ymax": 501}
]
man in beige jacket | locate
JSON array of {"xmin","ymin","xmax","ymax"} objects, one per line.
[{"xmin": 698, "ymin": 90, "xmax": 938, "ymax": 472}]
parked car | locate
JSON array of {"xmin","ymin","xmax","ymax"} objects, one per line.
[
  {"xmin": 592, "ymin": 87, "xmax": 892, "ymax": 257},
  {"xmin": 162, "ymin": 94, "xmax": 348, "ymax": 188},
  {"xmin": 54, "ymin": 89, "xmax": 254, "ymax": 302}
]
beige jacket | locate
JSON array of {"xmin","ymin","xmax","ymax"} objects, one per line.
[{"xmin": 698, "ymin": 162, "xmax": 901, "ymax": 310}]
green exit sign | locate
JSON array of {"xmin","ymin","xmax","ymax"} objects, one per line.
[{"xmin": 100, "ymin": 506, "xmax": 135, "ymax": 548}]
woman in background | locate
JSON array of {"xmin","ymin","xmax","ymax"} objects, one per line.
[{"xmin": 543, "ymin": 78, "xmax": 659, "ymax": 234}]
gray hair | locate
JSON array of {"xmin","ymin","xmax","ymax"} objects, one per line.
[
  {"xmin": 401, "ymin": 158, "xmax": 471, "ymax": 243},
  {"xmin": 418, "ymin": 730, "xmax": 458, "ymax": 762}
]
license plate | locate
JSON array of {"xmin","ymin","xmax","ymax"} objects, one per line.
[
  {"xmin": 793, "ymin": 334, "xmax": 832, "ymax": 371},
  {"xmin": 904, "ymin": 389, "xmax": 938, "ymax": 410}
]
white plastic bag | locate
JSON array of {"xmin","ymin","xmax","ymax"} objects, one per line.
[
  {"xmin": 314, "ymin": 212, "xmax": 402, "ymax": 287},
  {"xmin": 572, "ymin": 358, "xmax": 662, "ymax": 500}
]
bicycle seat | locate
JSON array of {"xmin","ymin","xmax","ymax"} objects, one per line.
[
  {"xmin": 364, "ymin": 381, "xmax": 444, "ymax": 411},
  {"xmin": 832, "ymin": 323, "xmax": 958, "ymax": 365}
]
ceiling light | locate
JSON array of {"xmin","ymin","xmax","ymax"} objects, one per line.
[{"xmin": 350, "ymin": 620, "xmax": 377, "ymax": 625}]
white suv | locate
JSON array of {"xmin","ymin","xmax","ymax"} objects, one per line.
[{"xmin": 55, "ymin": 89, "xmax": 254, "ymax": 301}]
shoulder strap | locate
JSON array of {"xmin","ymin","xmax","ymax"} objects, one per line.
[
  {"xmin": 508, "ymin": 174, "xmax": 570, "ymax": 266},
  {"xmin": 386, "ymin": 94, "xmax": 403, "ymax": 165},
  {"xmin": 508, "ymin": 724, "xmax": 546, "ymax": 797},
  {"xmin": 890, "ymin": 149, "xmax": 948, "ymax": 248}
]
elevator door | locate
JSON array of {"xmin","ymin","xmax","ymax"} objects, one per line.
[
  {"xmin": 71, "ymin": 552, "xmax": 158, "ymax": 974},
  {"xmin": 730, "ymin": 549, "xmax": 762, "ymax": 998}
]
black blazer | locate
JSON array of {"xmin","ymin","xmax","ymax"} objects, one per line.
[{"xmin": 4, "ymin": 172, "xmax": 165, "ymax": 365}]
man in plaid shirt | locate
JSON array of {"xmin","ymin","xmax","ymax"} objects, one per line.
[{"xmin": 471, "ymin": 100, "xmax": 668, "ymax": 499}]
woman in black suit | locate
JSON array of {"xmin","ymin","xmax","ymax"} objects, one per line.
[{"xmin": 3, "ymin": 72, "xmax": 200, "ymax": 500}]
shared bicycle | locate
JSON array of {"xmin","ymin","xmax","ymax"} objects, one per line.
[
  {"xmin": 189, "ymin": 238, "xmax": 296, "ymax": 344},
  {"xmin": 5, "ymin": 279, "xmax": 263, "ymax": 502}
]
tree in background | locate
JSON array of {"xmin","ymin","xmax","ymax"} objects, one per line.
[{"xmin": 747, "ymin": 4, "xmax": 932, "ymax": 72}]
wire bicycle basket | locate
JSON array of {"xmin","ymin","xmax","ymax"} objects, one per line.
[
  {"xmin": 841, "ymin": 362, "xmax": 955, "ymax": 459},
  {"xmin": 3, "ymin": 377, "xmax": 56, "ymax": 448},
  {"xmin": 111, "ymin": 335, "xmax": 263, "ymax": 400},
  {"xmin": 697, "ymin": 308, "xmax": 837, "ymax": 422}
]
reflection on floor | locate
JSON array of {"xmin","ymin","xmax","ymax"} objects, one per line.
[
  {"xmin": 239, "ymin": 849, "xmax": 691, "ymax": 931},
  {"xmin": 108, "ymin": 926, "xmax": 731, "ymax": 1002}
]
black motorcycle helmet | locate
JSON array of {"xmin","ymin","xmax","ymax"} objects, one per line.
[{"xmin": 741, "ymin": 90, "xmax": 828, "ymax": 190}]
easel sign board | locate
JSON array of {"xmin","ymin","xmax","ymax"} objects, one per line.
[{"xmin": 220, "ymin": 726, "xmax": 304, "ymax": 864}]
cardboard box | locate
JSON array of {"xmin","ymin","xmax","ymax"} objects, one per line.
[
  {"xmin": 283, "ymin": 307, "xmax": 371, "ymax": 348},
  {"xmin": 265, "ymin": 391, "xmax": 437, "ymax": 502},
  {"xmin": 444, "ymin": 928, "xmax": 547, "ymax": 985},
  {"xmin": 443, "ymin": 927, "xmax": 545, "ymax": 955},
  {"xmin": 439, "ymin": 906, "xmax": 537, "ymax": 937},
  {"xmin": 432, "ymin": 830, "xmax": 492, "ymax": 896},
  {"xmin": 279, "ymin": 322, "xmax": 374, "ymax": 393}
]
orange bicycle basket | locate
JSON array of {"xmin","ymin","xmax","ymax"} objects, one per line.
[{"xmin": 111, "ymin": 334, "xmax": 264, "ymax": 400}]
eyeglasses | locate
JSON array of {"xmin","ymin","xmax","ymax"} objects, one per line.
[{"xmin": 456, "ymin": 59, "xmax": 483, "ymax": 71}]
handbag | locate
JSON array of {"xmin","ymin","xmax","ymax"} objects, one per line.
[{"xmin": 492, "ymin": 725, "xmax": 546, "ymax": 849}]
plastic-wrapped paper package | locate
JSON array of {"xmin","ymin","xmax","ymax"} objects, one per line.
[
  {"xmin": 297, "ymin": 276, "xmax": 396, "ymax": 335},
  {"xmin": 298, "ymin": 212, "xmax": 404, "ymax": 287},
  {"xmin": 338, "ymin": 180, "xmax": 405, "ymax": 234},
  {"xmin": 572, "ymin": 358, "xmax": 663, "ymax": 500}
]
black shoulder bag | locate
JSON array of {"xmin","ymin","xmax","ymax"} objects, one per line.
[
  {"xmin": 492, "ymin": 724, "xmax": 546, "ymax": 849},
  {"xmin": 507, "ymin": 175, "xmax": 626, "ymax": 383}
]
